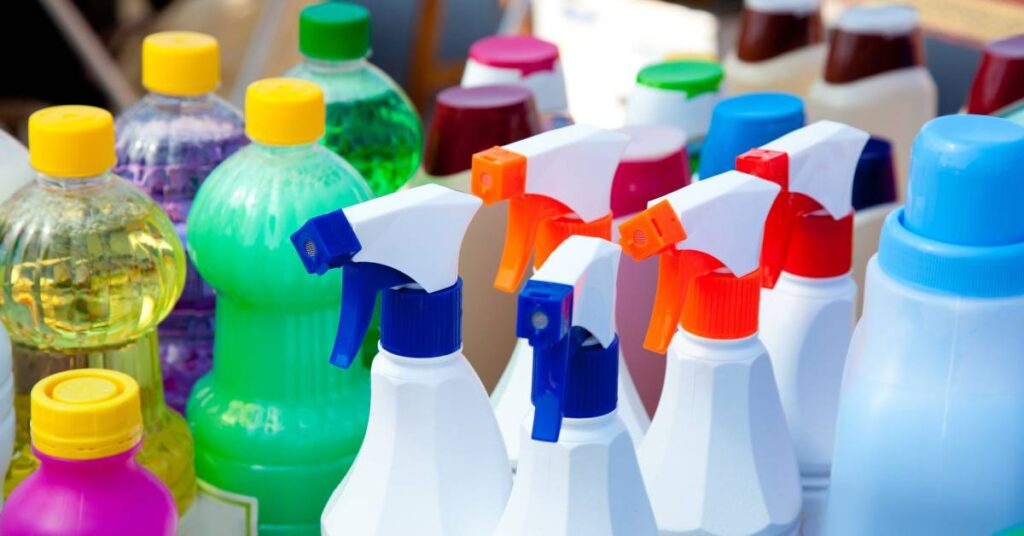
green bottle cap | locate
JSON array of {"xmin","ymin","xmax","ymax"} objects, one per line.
[
  {"xmin": 636, "ymin": 60, "xmax": 723, "ymax": 98},
  {"xmin": 299, "ymin": 2, "xmax": 370, "ymax": 61}
]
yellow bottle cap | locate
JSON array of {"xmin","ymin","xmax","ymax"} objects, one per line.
[
  {"xmin": 31, "ymin": 369, "xmax": 143, "ymax": 460},
  {"xmin": 245, "ymin": 78, "xmax": 325, "ymax": 146},
  {"xmin": 28, "ymin": 105, "xmax": 116, "ymax": 177},
  {"xmin": 142, "ymin": 31, "xmax": 220, "ymax": 96}
]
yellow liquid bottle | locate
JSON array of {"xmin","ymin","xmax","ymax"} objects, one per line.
[{"xmin": 0, "ymin": 106, "xmax": 195, "ymax": 514}]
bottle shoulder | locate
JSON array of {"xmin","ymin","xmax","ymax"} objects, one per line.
[{"xmin": 286, "ymin": 61, "xmax": 414, "ymax": 107}]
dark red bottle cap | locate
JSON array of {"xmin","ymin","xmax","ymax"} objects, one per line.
[
  {"xmin": 611, "ymin": 125, "xmax": 690, "ymax": 217},
  {"xmin": 967, "ymin": 34, "xmax": 1024, "ymax": 115},
  {"xmin": 423, "ymin": 85, "xmax": 541, "ymax": 177},
  {"xmin": 824, "ymin": 5, "xmax": 923, "ymax": 84},
  {"xmin": 736, "ymin": 3, "xmax": 823, "ymax": 63},
  {"xmin": 469, "ymin": 35, "xmax": 560, "ymax": 76}
]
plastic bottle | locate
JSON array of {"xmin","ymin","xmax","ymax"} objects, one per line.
[
  {"xmin": 470, "ymin": 124, "xmax": 648, "ymax": 469},
  {"xmin": 0, "ymin": 130, "xmax": 32, "ymax": 202},
  {"xmin": 698, "ymin": 91, "xmax": 804, "ymax": 180},
  {"xmin": 736, "ymin": 121, "xmax": 868, "ymax": 530},
  {"xmin": 609, "ymin": 125, "xmax": 690, "ymax": 416},
  {"xmin": 619, "ymin": 171, "xmax": 801, "ymax": 535},
  {"xmin": 0, "ymin": 106, "xmax": 194, "ymax": 514},
  {"xmin": 494, "ymin": 235, "xmax": 658, "ymax": 536},
  {"xmin": 291, "ymin": 184, "xmax": 511, "ymax": 536},
  {"xmin": 851, "ymin": 137, "xmax": 898, "ymax": 314},
  {"xmin": 462, "ymin": 35, "xmax": 571, "ymax": 131},
  {"xmin": 0, "ymin": 369, "xmax": 177, "ymax": 535},
  {"xmin": 824, "ymin": 116, "xmax": 1024, "ymax": 535},
  {"xmin": 624, "ymin": 60, "xmax": 723, "ymax": 169},
  {"xmin": 114, "ymin": 31, "xmax": 248, "ymax": 414},
  {"xmin": 186, "ymin": 78, "xmax": 373, "ymax": 535},
  {"xmin": 405, "ymin": 84, "xmax": 540, "ymax": 389},
  {"xmin": 966, "ymin": 34, "xmax": 1024, "ymax": 116},
  {"xmin": 286, "ymin": 1, "xmax": 423, "ymax": 196},
  {"xmin": 806, "ymin": 4, "xmax": 936, "ymax": 199},
  {"xmin": 723, "ymin": 0, "xmax": 825, "ymax": 98}
]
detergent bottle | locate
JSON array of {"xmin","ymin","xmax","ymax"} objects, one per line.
[
  {"xmin": 114, "ymin": 31, "xmax": 248, "ymax": 413},
  {"xmin": 186, "ymin": 78, "xmax": 373, "ymax": 535},
  {"xmin": 0, "ymin": 369, "xmax": 177, "ymax": 535},
  {"xmin": 823, "ymin": 116, "xmax": 1024, "ymax": 535},
  {"xmin": 291, "ymin": 184, "xmax": 511, "ymax": 536},
  {"xmin": 698, "ymin": 92, "xmax": 803, "ymax": 180},
  {"xmin": 610, "ymin": 125, "xmax": 690, "ymax": 416},
  {"xmin": 736, "ymin": 121, "xmax": 868, "ymax": 527},
  {"xmin": 406, "ymin": 84, "xmax": 540, "ymax": 389},
  {"xmin": 0, "ymin": 106, "xmax": 194, "ymax": 516},
  {"xmin": 966, "ymin": 34, "xmax": 1024, "ymax": 117},
  {"xmin": 806, "ymin": 4, "xmax": 936, "ymax": 197},
  {"xmin": 619, "ymin": 171, "xmax": 801, "ymax": 535},
  {"xmin": 287, "ymin": 1, "xmax": 422, "ymax": 195},
  {"xmin": 494, "ymin": 235, "xmax": 658, "ymax": 536},
  {"xmin": 723, "ymin": 0, "xmax": 825, "ymax": 98},
  {"xmin": 462, "ymin": 35, "xmax": 571, "ymax": 130},
  {"xmin": 471, "ymin": 124, "xmax": 648, "ymax": 468},
  {"xmin": 624, "ymin": 60, "xmax": 723, "ymax": 169}
]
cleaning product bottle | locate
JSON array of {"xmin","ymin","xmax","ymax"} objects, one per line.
[
  {"xmin": 462, "ymin": 35, "xmax": 571, "ymax": 131},
  {"xmin": 610, "ymin": 125, "xmax": 690, "ymax": 416},
  {"xmin": 851, "ymin": 137, "xmax": 898, "ymax": 313},
  {"xmin": 0, "ymin": 369, "xmax": 177, "ymax": 535},
  {"xmin": 698, "ymin": 92, "xmax": 804, "ymax": 180},
  {"xmin": 471, "ymin": 124, "xmax": 648, "ymax": 468},
  {"xmin": 736, "ymin": 120, "xmax": 868, "ymax": 529},
  {"xmin": 619, "ymin": 171, "xmax": 801, "ymax": 536},
  {"xmin": 286, "ymin": 1, "xmax": 423, "ymax": 196},
  {"xmin": 966, "ymin": 34, "xmax": 1024, "ymax": 117},
  {"xmin": 823, "ymin": 116, "xmax": 1024, "ymax": 535},
  {"xmin": 186, "ymin": 78, "xmax": 373, "ymax": 535},
  {"xmin": 624, "ymin": 60, "xmax": 723, "ymax": 169},
  {"xmin": 406, "ymin": 84, "xmax": 540, "ymax": 390},
  {"xmin": 115, "ymin": 31, "xmax": 248, "ymax": 413},
  {"xmin": 806, "ymin": 4, "xmax": 936, "ymax": 198},
  {"xmin": 494, "ymin": 235, "xmax": 658, "ymax": 536},
  {"xmin": 723, "ymin": 0, "xmax": 825, "ymax": 98},
  {"xmin": 291, "ymin": 184, "xmax": 511, "ymax": 536},
  {"xmin": 0, "ymin": 106, "xmax": 194, "ymax": 515}
]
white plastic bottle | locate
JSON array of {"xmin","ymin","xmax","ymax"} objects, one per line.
[
  {"xmin": 724, "ymin": 0, "xmax": 825, "ymax": 98},
  {"xmin": 618, "ymin": 171, "xmax": 801, "ymax": 536},
  {"xmin": 471, "ymin": 124, "xmax": 648, "ymax": 469},
  {"xmin": 824, "ymin": 116, "xmax": 1024, "ymax": 535},
  {"xmin": 806, "ymin": 4, "xmax": 936, "ymax": 198},
  {"xmin": 292, "ymin": 185, "xmax": 511, "ymax": 536},
  {"xmin": 735, "ymin": 121, "xmax": 868, "ymax": 531},
  {"xmin": 494, "ymin": 235, "xmax": 657, "ymax": 536}
]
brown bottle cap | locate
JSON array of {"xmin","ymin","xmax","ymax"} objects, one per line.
[
  {"xmin": 737, "ymin": 0, "xmax": 823, "ymax": 62},
  {"xmin": 824, "ymin": 5, "xmax": 923, "ymax": 84}
]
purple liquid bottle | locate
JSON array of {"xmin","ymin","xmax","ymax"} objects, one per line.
[
  {"xmin": 0, "ymin": 369, "xmax": 177, "ymax": 536},
  {"xmin": 115, "ymin": 32, "xmax": 248, "ymax": 412}
]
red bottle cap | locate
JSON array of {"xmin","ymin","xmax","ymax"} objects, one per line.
[
  {"xmin": 967, "ymin": 34, "xmax": 1024, "ymax": 116},
  {"xmin": 611, "ymin": 125, "xmax": 691, "ymax": 218}
]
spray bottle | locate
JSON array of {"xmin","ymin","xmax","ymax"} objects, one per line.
[
  {"xmin": 292, "ymin": 184, "xmax": 511, "ymax": 536},
  {"xmin": 494, "ymin": 235, "xmax": 658, "ymax": 536},
  {"xmin": 619, "ymin": 171, "xmax": 801, "ymax": 535},
  {"xmin": 470, "ymin": 124, "xmax": 648, "ymax": 468},
  {"xmin": 723, "ymin": 0, "xmax": 825, "ymax": 98},
  {"xmin": 736, "ymin": 121, "xmax": 868, "ymax": 528}
]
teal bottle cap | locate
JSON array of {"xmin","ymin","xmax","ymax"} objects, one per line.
[
  {"xmin": 299, "ymin": 2, "xmax": 370, "ymax": 61},
  {"xmin": 636, "ymin": 60, "xmax": 723, "ymax": 98}
]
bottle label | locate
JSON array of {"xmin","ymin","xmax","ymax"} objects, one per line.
[{"xmin": 190, "ymin": 479, "xmax": 259, "ymax": 536}]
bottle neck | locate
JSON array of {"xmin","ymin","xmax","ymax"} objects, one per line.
[
  {"xmin": 36, "ymin": 171, "xmax": 113, "ymax": 190},
  {"xmin": 34, "ymin": 442, "xmax": 141, "ymax": 475},
  {"xmin": 302, "ymin": 56, "xmax": 369, "ymax": 74},
  {"xmin": 250, "ymin": 140, "xmax": 319, "ymax": 157},
  {"xmin": 144, "ymin": 91, "xmax": 217, "ymax": 113}
]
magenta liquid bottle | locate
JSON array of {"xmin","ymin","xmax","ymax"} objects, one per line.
[
  {"xmin": 114, "ymin": 32, "xmax": 248, "ymax": 412},
  {"xmin": 0, "ymin": 369, "xmax": 176, "ymax": 535}
]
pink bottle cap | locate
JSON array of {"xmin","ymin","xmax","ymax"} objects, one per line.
[
  {"xmin": 611, "ymin": 125, "xmax": 691, "ymax": 217},
  {"xmin": 423, "ymin": 85, "xmax": 541, "ymax": 177},
  {"xmin": 967, "ymin": 34, "xmax": 1024, "ymax": 115},
  {"xmin": 468, "ymin": 35, "xmax": 560, "ymax": 76}
]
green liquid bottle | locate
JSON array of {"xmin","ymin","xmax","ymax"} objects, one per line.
[
  {"xmin": 286, "ymin": 1, "xmax": 423, "ymax": 197},
  {"xmin": 186, "ymin": 78, "xmax": 373, "ymax": 535}
]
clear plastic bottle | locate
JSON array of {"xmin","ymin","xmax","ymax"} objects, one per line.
[
  {"xmin": 115, "ymin": 31, "xmax": 248, "ymax": 413},
  {"xmin": 0, "ymin": 106, "xmax": 194, "ymax": 514},
  {"xmin": 286, "ymin": 1, "xmax": 422, "ymax": 196}
]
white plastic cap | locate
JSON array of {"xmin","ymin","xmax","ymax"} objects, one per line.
[
  {"xmin": 345, "ymin": 184, "xmax": 482, "ymax": 292},
  {"xmin": 652, "ymin": 171, "xmax": 780, "ymax": 276},
  {"xmin": 761, "ymin": 120, "xmax": 869, "ymax": 218},
  {"xmin": 837, "ymin": 4, "xmax": 919, "ymax": 36},
  {"xmin": 745, "ymin": 0, "xmax": 820, "ymax": 15},
  {"xmin": 531, "ymin": 236, "xmax": 621, "ymax": 348}
]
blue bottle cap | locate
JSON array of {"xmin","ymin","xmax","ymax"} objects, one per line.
[
  {"xmin": 698, "ymin": 92, "xmax": 804, "ymax": 179},
  {"xmin": 852, "ymin": 137, "xmax": 897, "ymax": 211},
  {"xmin": 381, "ymin": 279, "xmax": 462, "ymax": 358},
  {"xmin": 878, "ymin": 115, "xmax": 1024, "ymax": 297}
]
